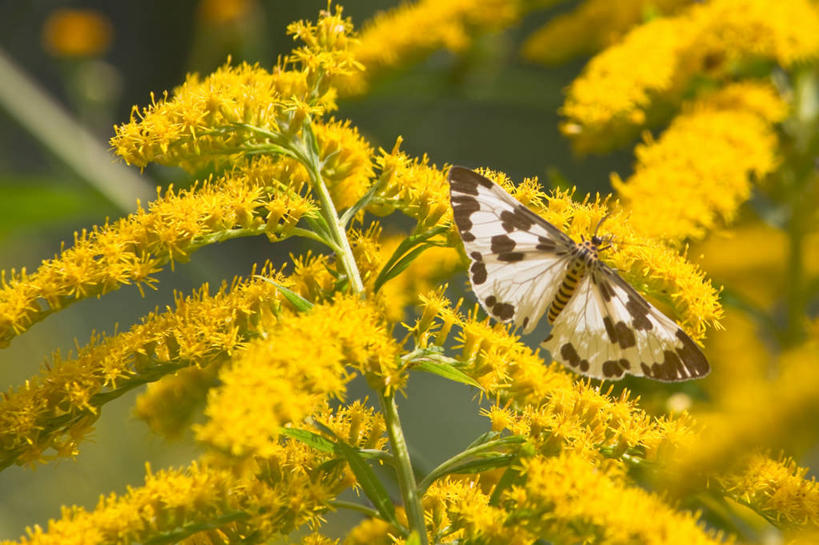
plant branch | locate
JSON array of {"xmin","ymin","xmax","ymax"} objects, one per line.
[{"xmin": 380, "ymin": 393, "xmax": 428, "ymax": 545}]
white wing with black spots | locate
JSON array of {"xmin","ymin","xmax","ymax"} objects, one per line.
[
  {"xmin": 541, "ymin": 265, "xmax": 709, "ymax": 381},
  {"xmin": 449, "ymin": 166, "xmax": 574, "ymax": 334},
  {"xmin": 449, "ymin": 165, "xmax": 710, "ymax": 382}
]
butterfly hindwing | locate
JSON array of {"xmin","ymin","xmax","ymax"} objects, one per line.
[
  {"xmin": 542, "ymin": 265, "xmax": 709, "ymax": 381},
  {"xmin": 448, "ymin": 166, "xmax": 574, "ymax": 334}
]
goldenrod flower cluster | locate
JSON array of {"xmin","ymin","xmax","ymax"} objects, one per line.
[
  {"xmin": 3, "ymin": 3, "xmax": 819, "ymax": 545},
  {"xmin": 614, "ymin": 82, "xmax": 786, "ymax": 242},
  {"xmin": 561, "ymin": 0, "xmax": 819, "ymax": 149},
  {"xmin": 522, "ymin": 0, "xmax": 689, "ymax": 65}
]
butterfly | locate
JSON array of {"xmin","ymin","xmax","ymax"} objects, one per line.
[{"xmin": 448, "ymin": 166, "xmax": 709, "ymax": 381}]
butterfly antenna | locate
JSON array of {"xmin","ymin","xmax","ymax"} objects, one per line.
[{"xmin": 593, "ymin": 212, "xmax": 611, "ymax": 237}]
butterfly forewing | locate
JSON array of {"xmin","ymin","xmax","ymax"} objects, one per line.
[
  {"xmin": 448, "ymin": 166, "xmax": 574, "ymax": 334},
  {"xmin": 448, "ymin": 166, "xmax": 710, "ymax": 382}
]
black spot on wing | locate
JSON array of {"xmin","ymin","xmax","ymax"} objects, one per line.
[
  {"xmin": 614, "ymin": 321, "xmax": 636, "ymax": 349},
  {"xmin": 448, "ymin": 166, "xmax": 495, "ymax": 190},
  {"xmin": 603, "ymin": 316, "xmax": 617, "ymax": 344},
  {"xmin": 485, "ymin": 295, "xmax": 497, "ymax": 307},
  {"xmin": 674, "ymin": 329, "xmax": 710, "ymax": 377},
  {"xmin": 450, "ymin": 178, "xmax": 479, "ymax": 196},
  {"xmin": 470, "ymin": 251, "xmax": 482, "ymax": 261},
  {"xmin": 626, "ymin": 295, "xmax": 653, "ymax": 331},
  {"xmin": 536, "ymin": 236, "xmax": 556, "ymax": 251},
  {"xmin": 497, "ymin": 252, "xmax": 525, "ymax": 262},
  {"xmin": 637, "ymin": 331, "xmax": 709, "ymax": 381},
  {"xmin": 493, "ymin": 302, "xmax": 515, "ymax": 321},
  {"xmin": 470, "ymin": 261, "xmax": 487, "ymax": 285},
  {"xmin": 597, "ymin": 276, "xmax": 615, "ymax": 301},
  {"xmin": 491, "ymin": 234, "xmax": 516, "ymax": 253},
  {"xmin": 499, "ymin": 207, "xmax": 536, "ymax": 233},
  {"xmin": 602, "ymin": 360, "xmax": 625, "ymax": 378},
  {"xmin": 651, "ymin": 351, "xmax": 687, "ymax": 381},
  {"xmin": 451, "ymin": 195, "xmax": 480, "ymax": 234},
  {"xmin": 559, "ymin": 343, "xmax": 589, "ymax": 372}
]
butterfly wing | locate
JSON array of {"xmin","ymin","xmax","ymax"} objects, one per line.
[
  {"xmin": 449, "ymin": 166, "xmax": 574, "ymax": 334},
  {"xmin": 542, "ymin": 263, "xmax": 710, "ymax": 381}
]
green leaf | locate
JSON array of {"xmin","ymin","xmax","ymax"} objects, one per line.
[
  {"xmin": 406, "ymin": 531, "xmax": 422, "ymax": 545},
  {"xmin": 466, "ymin": 431, "xmax": 503, "ymax": 450},
  {"xmin": 374, "ymin": 242, "xmax": 445, "ymax": 293},
  {"xmin": 340, "ymin": 173, "xmax": 389, "ymax": 227},
  {"xmin": 414, "ymin": 360, "xmax": 483, "ymax": 390},
  {"xmin": 489, "ymin": 465, "xmax": 523, "ymax": 506},
  {"xmin": 254, "ymin": 276, "xmax": 313, "ymax": 311},
  {"xmin": 440, "ymin": 454, "xmax": 516, "ymax": 475},
  {"xmin": 334, "ymin": 440, "xmax": 400, "ymax": 529},
  {"xmin": 279, "ymin": 427, "xmax": 335, "ymax": 453},
  {"xmin": 372, "ymin": 225, "xmax": 448, "ymax": 293}
]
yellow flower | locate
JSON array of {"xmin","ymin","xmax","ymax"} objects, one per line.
[
  {"xmin": 562, "ymin": 0, "xmax": 819, "ymax": 149},
  {"xmin": 506, "ymin": 453, "xmax": 724, "ymax": 545},
  {"xmin": 719, "ymin": 454, "xmax": 819, "ymax": 529},
  {"xmin": 314, "ymin": 119, "xmax": 375, "ymax": 210},
  {"xmin": 342, "ymin": 517, "xmax": 393, "ymax": 545},
  {"xmin": 195, "ymin": 295, "xmax": 401, "ymax": 457},
  {"xmin": 197, "ymin": 0, "xmax": 255, "ymax": 25},
  {"xmin": 522, "ymin": 0, "xmax": 688, "ymax": 65},
  {"xmin": 371, "ymin": 143, "xmax": 452, "ymax": 231},
  {"xmin": 112, "ymin": 8, "xmax": 361, "ymax": 172},
  {"xmin": 339, "ymin": 0, "xmax": 525, "ymax": 95},
  {"xmin": 664, "ymin": 330, "xmax": 819, "ymax": 493},
  {"xmin": 0, "ymin": 158, "xmax": 321, "ymax": 347},
  {"xmin": 0, "ymin": 265, "xmax": 286, "ymax": 467},
  {"xmin": 614, "ymin": 82, "xmax": 786, "ymax": 242},
  {"xmin": 426, "ymin": 477, "xmax": 531, "ymax": 545},
  {"xmin": 42, "ymin": 9, "xmax": 112, "ymax": 57},
  {"xmin": 695, "ymin": 221, "xmax": 819, "ymax": 310}
]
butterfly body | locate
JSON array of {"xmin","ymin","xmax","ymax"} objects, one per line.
[{"xmin": 447, "ymin": 166, "xmax": 709, "ymax": 382}]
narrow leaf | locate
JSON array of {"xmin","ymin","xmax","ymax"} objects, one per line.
[
  {"xmin": 372, "ymin": 225, "xmax": 448, "ymax": 293},
  {"xmin": 255, "ymin": 277, "xmax": 313, "ymax": 311},
  {"xmin": 441, "ymin": 454, "xmax": 516, "ymax": 475},
  {"xmin": 466, "ymin": 431, "xmax": 503, "ymax": 450},
  {"xmin": 340, "ymin": 174, "xmax": 388, "ymax": 227},
  {"xmin": 334, "ymin": 441, "xmax": 400, "ymax": 528},
  {"xmin": 489, "ymin": 465, "xmax": 523, "ymax": 506},
  {"xmin": 279, "ymin": 427, "xmax": 335, "ymax": 453},
  {"xmin": 374, "ymin": 242, "xmax": 446, "ymax": 293},
  {"xmin": 414, "ymin": 360, "xmax": 483, "ymax": 390}
]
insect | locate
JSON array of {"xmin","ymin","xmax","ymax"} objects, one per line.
[{"xmin": 448, "ymin": 166, "xmax": 709, "ymax": 381}]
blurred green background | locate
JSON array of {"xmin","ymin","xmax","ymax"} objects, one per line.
[{"xmin": 0, "ymin": 0, "xmax": 631, "ymax": 538}]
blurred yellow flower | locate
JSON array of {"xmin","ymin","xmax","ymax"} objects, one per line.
[
  {"xmin": 522, "ymin": 0, "xmax": 688, "ymax": 65},
  {"xmin": 340, "ymin": 0, "xmax": 525, "ymax": 94},
  {"xmin": 614, "ymin": 82, "xmax": 786, "ymax": 242},
  {"xmin": 197, "ymin": 0, "xmax": 255, "ymax": 24},
  {"xmin": 42, "ymin": 9, "xmax": 113, "ymax": 58},
  {"xmin": 562, "ymin": 0, "xmax": 819, "ymax": 149}
]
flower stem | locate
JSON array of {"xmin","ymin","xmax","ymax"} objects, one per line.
[
  {"xmin": 292, "ymin": 124, "xmax": 365, "ymax": 295},
  {"xmin": 380, "ymin": 393, "xmax": 428, "ymax": 545}
]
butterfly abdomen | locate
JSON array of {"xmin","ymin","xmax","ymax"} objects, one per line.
[{"xmin": 547, "ymin": 258, "xmax": 586, "ymax": 324}]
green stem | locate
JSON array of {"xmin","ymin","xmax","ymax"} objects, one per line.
[
  {"xmin": 142, "ymin": 511, "xmax": 251, "ymax": 545},
  {"xmin": 380, "ymin": 393, "xmax": 428, "ymax": 545},
  {"xmin": 300, "ymin": 145, "xmax": 365, "ymax": 294},
  {"xmin": 329, "ymin": 500, "xmax": 385, "ymax": 520},
  {"xmin": 417, "ymin": 437, "xmax": 524, "ymax": 493}
]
